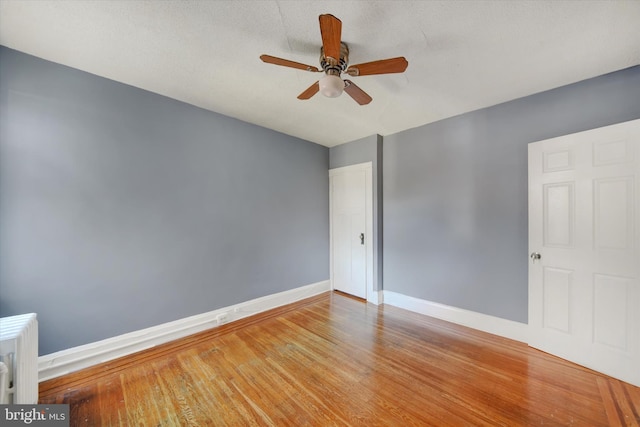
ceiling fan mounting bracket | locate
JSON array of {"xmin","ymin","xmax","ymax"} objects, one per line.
[{"xmin": 320, "ymin": 42, "xmax": 349, "ymax": 75}]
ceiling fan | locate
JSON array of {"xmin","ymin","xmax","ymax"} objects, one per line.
[{"xmin": 260, "ymin": 14, "xmax": 408, "ymax": 105}]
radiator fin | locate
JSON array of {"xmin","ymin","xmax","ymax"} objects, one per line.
[{"xmin": 0, "ymin": 313, "xmax": 39, "ymax": 404}]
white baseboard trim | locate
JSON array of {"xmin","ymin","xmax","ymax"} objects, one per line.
[
  {"xmin": 38, "ymin": 280, "xmax": 331, "ymax": 382},
  {"xmin": 382, "ymin": 291, "xmax": 528, "ymax": 343}
]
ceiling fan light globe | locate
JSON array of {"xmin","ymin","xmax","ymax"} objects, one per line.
[{"xmin": 319, "ymin": 75, "xmax": 344, "ymax": 98}]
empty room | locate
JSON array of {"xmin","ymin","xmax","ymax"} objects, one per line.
[{"xmin": 0, "ymin": 1, "xmax": 639, "ymax": 425}]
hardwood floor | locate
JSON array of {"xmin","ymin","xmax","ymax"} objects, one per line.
[{"xmin": 40, "ymin": 291, "xmax": 639, "ymax": 426}]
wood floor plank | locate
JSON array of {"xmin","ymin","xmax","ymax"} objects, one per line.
[
  {"xmin": 39, "ymin": 291, "xmax": 638, "ymax": 426},
  {"xmin": 97, "ymin": 375, "xmax": 127, "ymax": 426},
  {"xmin": 625, "ymin": 382, "xmax": 640, "ymax": 423}
]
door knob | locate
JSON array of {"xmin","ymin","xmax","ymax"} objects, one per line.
[
  {"xmin": 359, "ymin": 233, "xmax": 365, "ymax": 245},
  {"xmin": 530, "ymin": 252, "xmax": 541, "ymax": 263}
]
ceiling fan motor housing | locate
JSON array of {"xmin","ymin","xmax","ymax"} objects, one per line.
[{"xmin": 320, "ymin": 42, "xmax": 349, "ymax": 76}]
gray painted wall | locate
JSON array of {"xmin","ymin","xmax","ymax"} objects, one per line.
[
  {"xmin": 0, "ymin": 47, "xmax": 329, "ymax": 355},
  {"xmin": 383, "ymin": 66, "xmax": 640, "ymax": 324},
  {"xmin": 329, "ymin": 135, "xmax": 383, "ymax": 291}
]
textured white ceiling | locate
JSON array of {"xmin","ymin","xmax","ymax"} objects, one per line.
[{"xmin": 1, "ymin": 1, "xmax": 639, "ymax": 147}]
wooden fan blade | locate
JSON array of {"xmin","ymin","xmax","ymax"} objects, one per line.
[
  {"xmin": 297, "ymin": 81, "xmax": 320, "ymax": 100},
  {"xmin": 319, "ymin": 14, "xmax": 342, "ymax": 60},
  {"xmin": 260, "ymin": 55, "xmax": 320, "ymax": 72},
  {"xmin": 343, "ymin": 80, "xmax": 372, "ymax": 105},
  {"xmin": 346, "ymin": 57, "xmax": 408, "ymax": 76}
]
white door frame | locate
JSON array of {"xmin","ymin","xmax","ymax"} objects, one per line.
[{"xmin": 329, "ymin": 162, "xmax": 375, "ymax": 304}]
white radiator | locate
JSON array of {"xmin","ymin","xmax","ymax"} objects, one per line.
[{"xmin": 0, "ymin": 313, "xmax": 38, "ymax": 404}]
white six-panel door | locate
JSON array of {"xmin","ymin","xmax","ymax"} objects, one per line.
[
  {"xmin": 329, "ymin": 163, "xmax": 373, "ymax": 300},
  {"xmin": 528, "ymin": 119, "xmax": 640, "ymax": 387}
]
